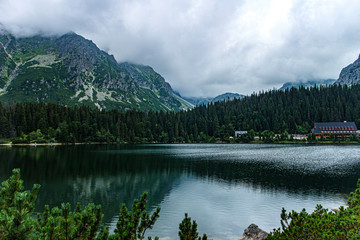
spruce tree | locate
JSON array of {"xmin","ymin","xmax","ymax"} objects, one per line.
[
  {"xmin": 0, "ymin": 169, "xmax": 40, "ymax": 239},
  {"xmin": 178, "ymin": 213, "xmax": 207, "ymax": 240}
]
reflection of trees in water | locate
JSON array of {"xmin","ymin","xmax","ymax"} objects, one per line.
[
  {"xmin": 0, "ymin": 146, "xmax": 184, "ymax": 223},
  {"xmin": 0, "ymin": 145, "xmax": 183, "ymax": 181},
  {"xmin": 36, "ymin": 170, "xmax": 180, "ymax": 223},
  {"xmin": 0, "ymin": 145, "xmax": 359, "ymax": 222}
]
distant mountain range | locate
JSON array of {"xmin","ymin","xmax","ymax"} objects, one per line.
[
  {"xmin": 183, "ymin": 92, "xmax": 245, "ymax": 106},
  {"xmin": 280, "ymin": 54, "xmax": 360, "ymax": 90},
  {"xmin": 279, "ymin": 79, "xmax": 336, "ymax": 90},
  {"xmin": 210, "ymin": 53, "xmax": 360, "ymax": 98},
  {"xmin": 0, "ymin": 28, "xmax": 193, "ymax": 111},
  {"xmin": 1, "ymin": 24, "xmax": 359, "ymax": 111}
]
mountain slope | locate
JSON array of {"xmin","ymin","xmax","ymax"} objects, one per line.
[
  {"xmin": 181, "ymin": 96, "xmax": 212, "ymax": 106},
  {"xmin": 119, "ymin": 62, "xmax": 193, "ymax": 110},
  {"xmin": 336, "ymin": 54, "xmax": 360, "ymax": 85},
  {"xmin": 0, "ymin": 29, "xmax": 192, "ymax": 111}
]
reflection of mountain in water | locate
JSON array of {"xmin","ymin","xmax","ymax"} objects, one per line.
[
  {"xmin": 1, "ymin": 144, "xmax": 360, "ymax": 224},
  {"xmin": 0, "ymin": 145, "xmax": 184, "ymax": 223},
  {"xmin": 37, "ymin": 171, "xmax": 180, "ymax": 223}
]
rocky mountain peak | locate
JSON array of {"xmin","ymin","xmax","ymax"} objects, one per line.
[
  {"xmin": 0, "ymin": 28, "xmax": 193, "ymax": 111},
  {"xmin": 336, "ymin": 54, "xmax": 360, "ymax": 85}
]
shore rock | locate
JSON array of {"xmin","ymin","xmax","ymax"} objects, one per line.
[{"xmin": 239, "ymin": 224, "xmax": 268, "ymax": 240}]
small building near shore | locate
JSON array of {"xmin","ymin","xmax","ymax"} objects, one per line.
[
  {"xmin": 290, "ymin": 134, "xmax": 307, "ymax": 140},
  {"xmin": 311, "ymin": 121, "xmax": 358, "ymax": 138},
  {"xmin": 235, "ymin": 131, "xmax": 248, "ymax": 137}
]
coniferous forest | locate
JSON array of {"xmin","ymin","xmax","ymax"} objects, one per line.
[
  {"xmin": 2, "ymin": 84, "xmax": 360, "ymax": 239},
  {"xmin": 0, "ymin": 84, "xmax": 360, "ymax": 143}
]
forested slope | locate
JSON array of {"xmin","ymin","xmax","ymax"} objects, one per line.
[{"xmin": 0, "ymin": 84, "xmax": 359, "ymax": 143}]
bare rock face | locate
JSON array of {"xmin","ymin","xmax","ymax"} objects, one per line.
[
  {"xmin": 336, "ymin": 54, "xmax": 360, "ymax": 85},
  {"xmin": 239, "ymin": 224, "xmax": 268, "ymax": 240}
]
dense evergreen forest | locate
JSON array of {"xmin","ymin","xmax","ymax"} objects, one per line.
[{"xmin": 0, "ymin": 84, "xmax": 360, "ymax": 143}]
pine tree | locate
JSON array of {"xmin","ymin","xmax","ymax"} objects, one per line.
[
  {"xmin": 112, "ymin": 192, "xmax": 160, "ymax": 240},
  {"xmin": 0, "ymin": 169, "xmax": 40, "ymax": 239},
  {"xmin": 178, "ymin": 213, "xmax": 207, "ymax": 240}
]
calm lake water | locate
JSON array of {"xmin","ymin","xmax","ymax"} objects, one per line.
[{"xmin": 1, "ymin": 144, "xmax": 360, "ymax": 239}]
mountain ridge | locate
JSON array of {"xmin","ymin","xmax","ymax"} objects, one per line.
[
  {"xmin": 336, "ymin": 54, "xmax": 360, "ymax": 85},
  {"xmin": 0, "ymin": 29, "xmax": 193, "ymax": 111}
]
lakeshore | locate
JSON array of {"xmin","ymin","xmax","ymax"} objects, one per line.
[{"xmin": 0, "ymin": 138, "xmax": 359, "ymax": 146}]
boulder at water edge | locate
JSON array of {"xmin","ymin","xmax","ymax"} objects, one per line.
[{"xmin": 239, "ymin": 224, "xmax": 268, "ymax": 240}]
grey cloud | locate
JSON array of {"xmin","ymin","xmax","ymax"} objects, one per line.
[{"xmin": 1, "ymin": 0, "xmax": 360, "ymax": 97}]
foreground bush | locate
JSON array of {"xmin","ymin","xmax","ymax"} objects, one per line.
[
  {"xmin": 267, "ymin": 180, "xmax": 360, "ymax": 239},
  {"xmin": 178, "ymin": 213, "xmax": 207, "ymax": 240}
]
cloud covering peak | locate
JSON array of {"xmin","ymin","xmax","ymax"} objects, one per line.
[{"xmin": 1, "ymin": 0, "xmax": 360, "ymax": 97}]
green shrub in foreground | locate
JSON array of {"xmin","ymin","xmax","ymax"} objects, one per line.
[
  {"xmin": 178, "ymin": 213, "xmax": 207, "ymax": 240},
  {"xmin": 0, "ymin": 169, "xmax": 39, "ymax": 239},
  {"xmin": 266, "ymin": 180, "xmax": 360, "ymax": 239}
]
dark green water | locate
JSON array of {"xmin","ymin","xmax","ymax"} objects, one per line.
[{"xmin": 1, "ymin": 144, "xmax": 360, "ymax": 239}]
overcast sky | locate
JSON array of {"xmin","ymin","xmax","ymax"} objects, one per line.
[{"xmin": 1, "ymin": 0, "xmax": 360, "ymax": 97}]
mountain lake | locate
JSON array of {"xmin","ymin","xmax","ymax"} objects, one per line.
[{"xmin": 1, "ymin": 143, "xmax": 359, "ymax": 239}]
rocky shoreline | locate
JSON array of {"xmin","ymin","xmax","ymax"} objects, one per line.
[{"xmin": 239, "ymin": 224, "xmax": 268, "ymax": 240}]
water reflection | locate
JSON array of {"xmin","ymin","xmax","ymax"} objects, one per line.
[
  {"xmin": 0, "ymin": 144, "xmax": 360, "ymax": 238},
  {"xmin": 1, "ymin": 144, "xmax": 359, "ymax": 204},
  {"xmin": 0, "ymin": 145, "xmax": 183, "ymax": 223}
]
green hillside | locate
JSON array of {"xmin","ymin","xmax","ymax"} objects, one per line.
[{"xmin": 0, "ymin": 30, "xmax": 192, "ymax": 111}]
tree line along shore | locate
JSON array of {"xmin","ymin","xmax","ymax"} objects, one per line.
[{"xmin": 1, "ymin": 84, "xmax": 360, "ymax": 144}]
